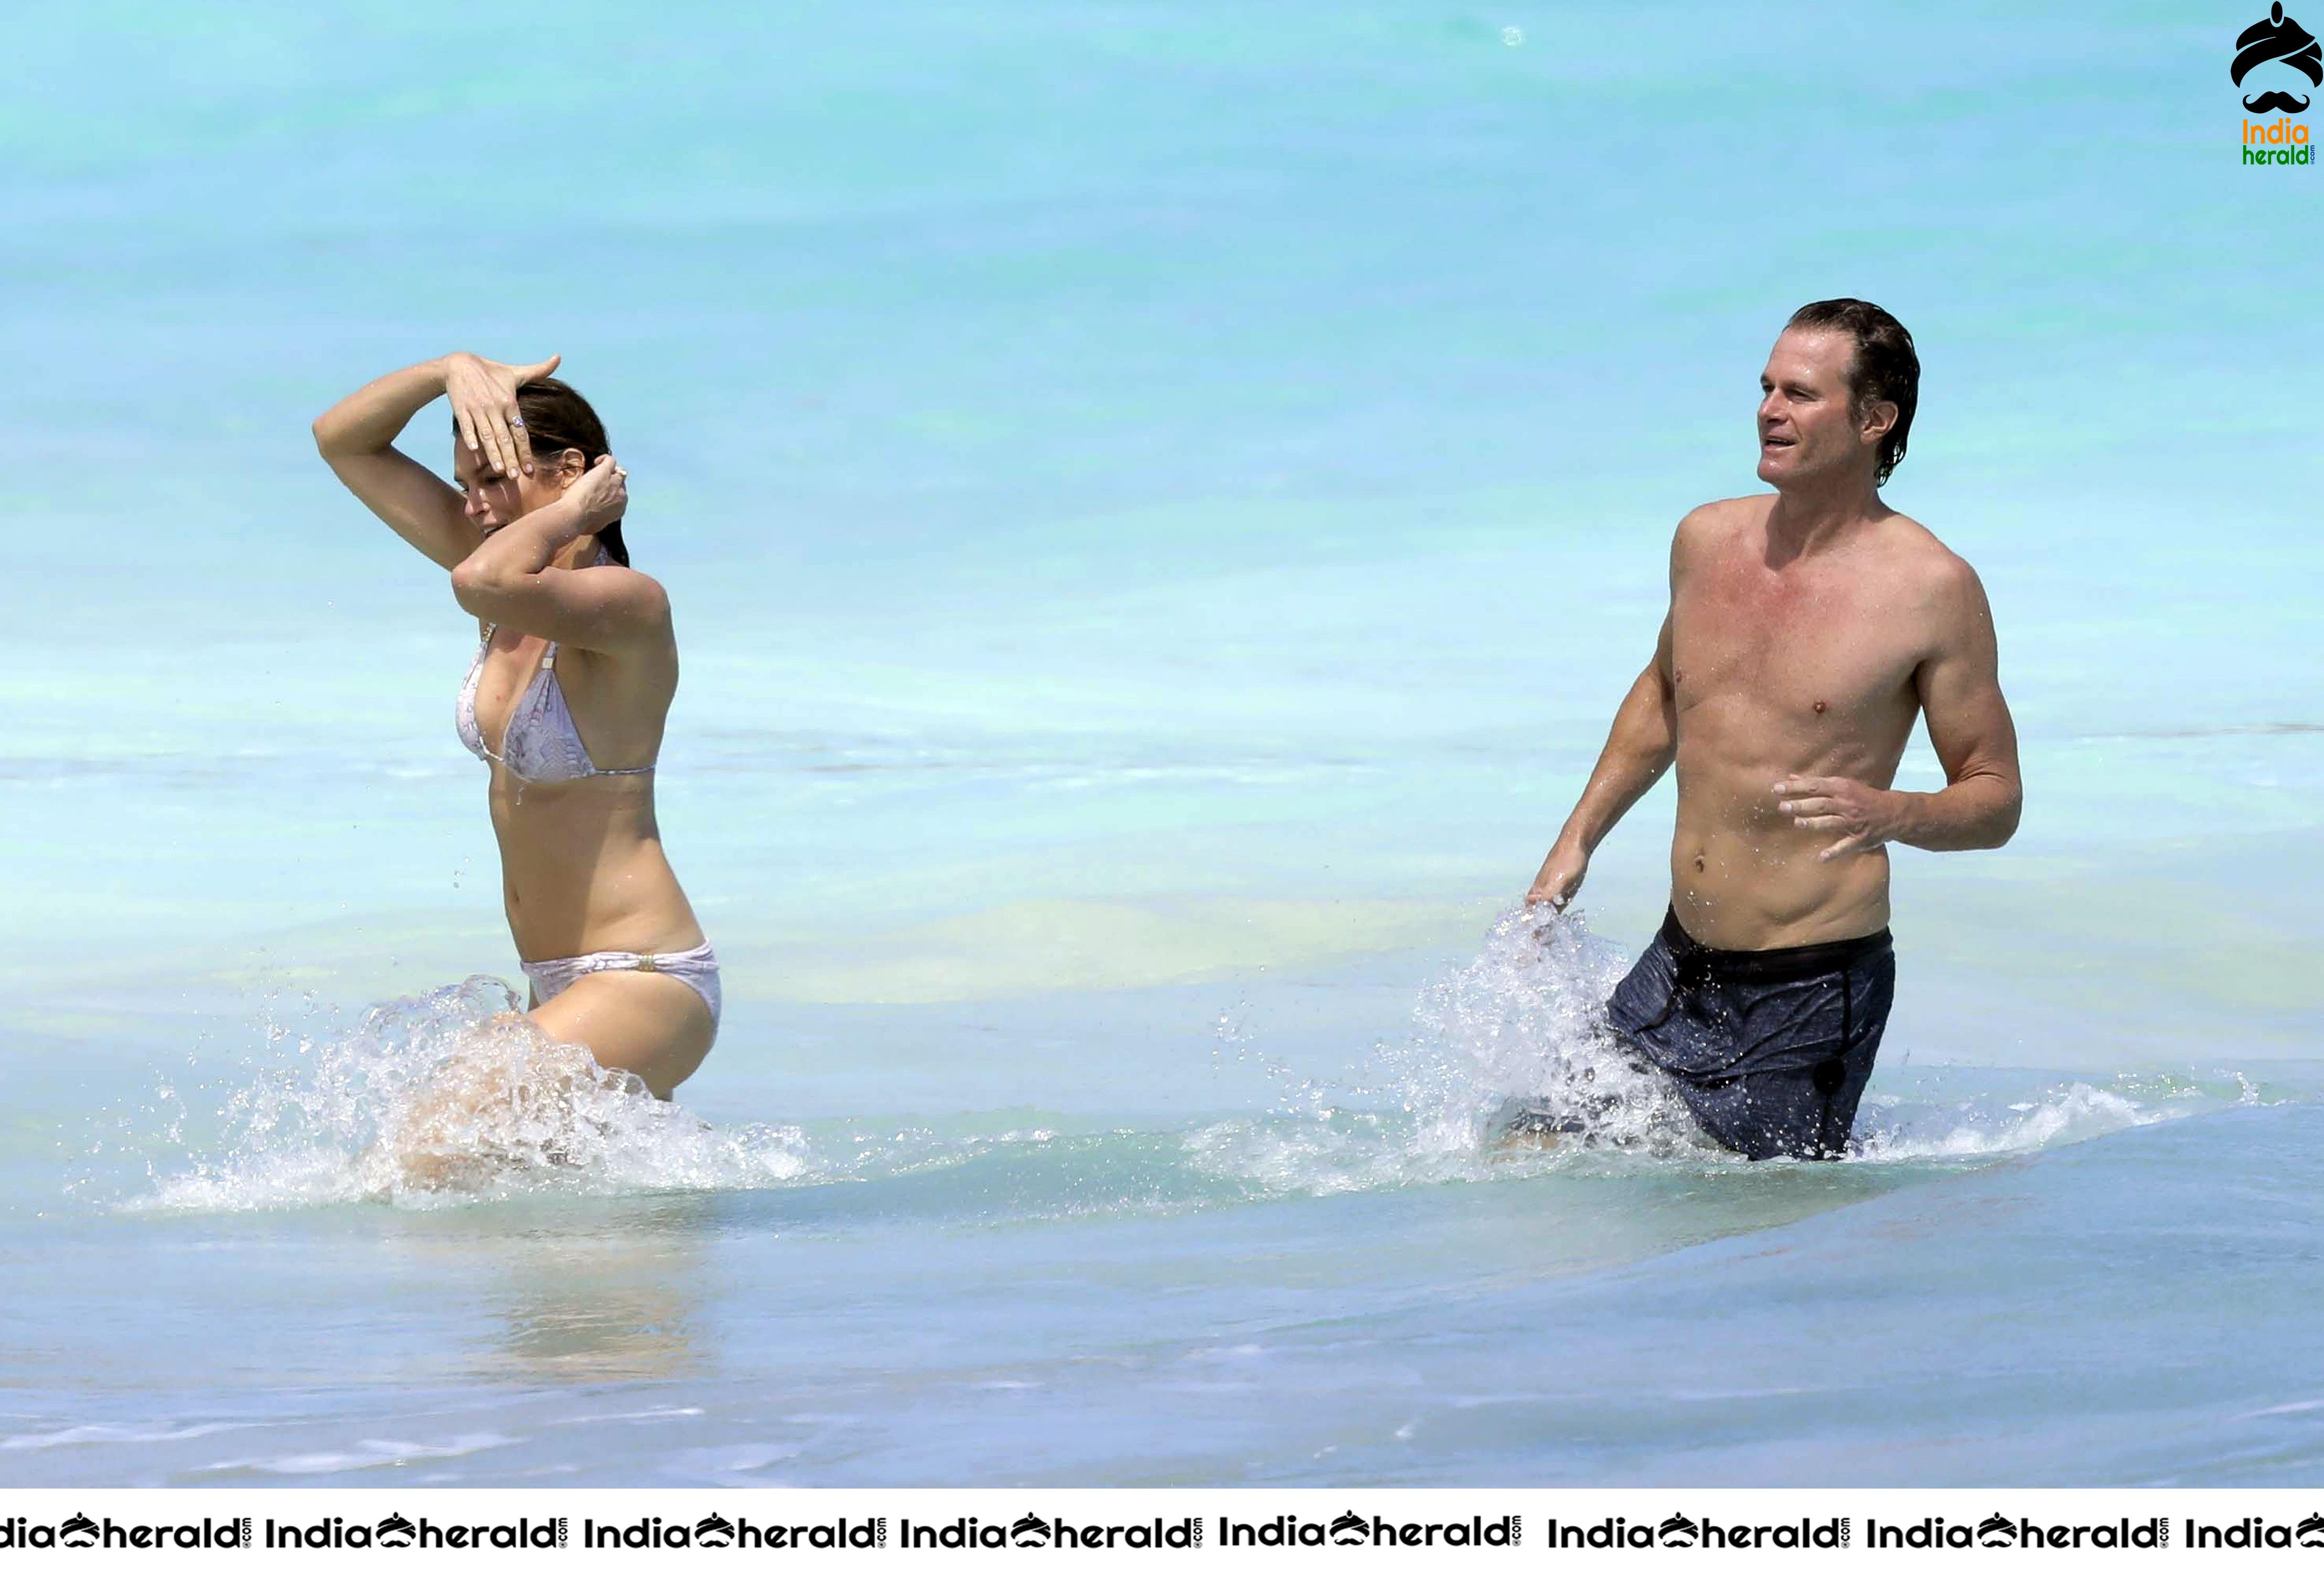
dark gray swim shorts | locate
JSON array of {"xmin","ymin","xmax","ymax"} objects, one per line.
[{"xmin": 1606, "ymin": 907, "xmax": 1896, "ymax": 1160}]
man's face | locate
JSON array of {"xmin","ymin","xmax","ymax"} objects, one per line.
[{"xmin": 1755, "ymin": 328, "xmax": 1882, "ymax": 488}]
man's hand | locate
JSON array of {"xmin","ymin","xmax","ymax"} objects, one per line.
[
  {"xmin": 1527, "ymin": 839, "xmax": 1590, "ymax": 910},
  {"xmin": 1773, "ymin": 775, "xmax": 1909, "ymax": 862}
]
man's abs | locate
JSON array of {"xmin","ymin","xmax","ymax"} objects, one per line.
[
  {"xmin": 1662, "ymin": 504, "xmax": 1933, "ymax": 950},
  {"xmin": 1666, "ymin": 717, "xmax": 1898, "ymax": 950}
]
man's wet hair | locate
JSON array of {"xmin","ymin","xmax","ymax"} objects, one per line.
[{"xmin": 1786, "ymin": 298, "xmax": 1919, "ymax": 487}]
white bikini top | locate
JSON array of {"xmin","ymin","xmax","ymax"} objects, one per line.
[{"xmin": 456, "ymin": 628, "xmax": 655, "ymax": 784}]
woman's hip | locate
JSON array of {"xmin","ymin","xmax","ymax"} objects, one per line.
[{"xmin": 521, "ymin": 940, "xmax": 721, "ymax": 1026}]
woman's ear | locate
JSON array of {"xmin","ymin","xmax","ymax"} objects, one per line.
[{"xmin": 547, "ymin": 448, "xmax": 587, "ymax": 488}]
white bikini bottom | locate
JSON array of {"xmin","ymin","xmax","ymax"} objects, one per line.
[{"xmin": 520, "ymin": 940, "xmax": 721, "ymax": 1032}]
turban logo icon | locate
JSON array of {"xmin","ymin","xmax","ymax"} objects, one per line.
[{"xmin": 2234, "ymin": 3, "xmax": 2322, "ymax": 113}]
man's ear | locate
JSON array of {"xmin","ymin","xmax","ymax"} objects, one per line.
[{"xmin": 1860, "ymin": 400, "xmax": 1899, "ymax": 446}]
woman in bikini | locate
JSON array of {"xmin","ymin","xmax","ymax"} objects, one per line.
[{"xmin": 312, "ymin": 351, "xmax": 717, "ymax": 1126}]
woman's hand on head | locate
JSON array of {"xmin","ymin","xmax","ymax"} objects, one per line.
[
  {"xmin": 444, "ymin": 351, "xmax": 561, "ymax": 479},
  {"xmin": 566, "ymin": 453, "xmax": 628, "ymax": 536}
]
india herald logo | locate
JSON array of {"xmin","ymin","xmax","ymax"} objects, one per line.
[
  {"xmin": 2235, "ymin": 3, "xmax": 2321, "ymax": 113},
  {"xmin": 2236, "ymin": 4, "xmax": 2317, "ymax": 163}
]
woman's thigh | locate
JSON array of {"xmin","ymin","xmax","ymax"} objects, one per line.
[{"xmin": 529, "ymin": 969, "xmax": 716, "ymax": 1098}]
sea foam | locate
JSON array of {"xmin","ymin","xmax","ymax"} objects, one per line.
[
  {"xmin": 128, "ymin": 977, "xmax": 808, "ymax": 1212},
  {"xmin": 119, "ymin": 915, "xmax": 2254, "ymax": 1216},
  {"xmin": 1187, "ymin": 907, "xmax": 2242, "ymax": 1196}
]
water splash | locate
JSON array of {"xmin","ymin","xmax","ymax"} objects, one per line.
[
  {"xmin": 1187, "ymin": 909, "xmax": 1701, "ymax": 1194},
  {"xmin": 1186, "ymin": 907, "xmax": 2256, "ymax": 1196},
  {"xmin": 128, "ymin": 977, "xmax": 808, "ymax": 1212},
  {"xmin": 108, "ymin": 923, "xmax": 2277, "ymax": 1218},
  {"xmin": 1394, "ymin": 906, "xmax": 1706, "ymax": 1151}
]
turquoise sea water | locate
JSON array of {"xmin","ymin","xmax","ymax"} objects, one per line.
[{"xmin": 3, "ymin": 1, "xmax": 2320, "ymax": 1484}]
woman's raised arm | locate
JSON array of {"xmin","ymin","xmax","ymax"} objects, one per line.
[
  {"xmin": 312, "ymin": 352, "xmax": 558, "ymax": 570},
  {"xmin": 450, "ymin": 455, "xmax": 669, "ymax": 652}
]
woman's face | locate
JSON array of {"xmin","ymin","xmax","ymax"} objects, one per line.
[{"xmin": 452, "ymin": 441, "xmax": 572, "ymax": 531}]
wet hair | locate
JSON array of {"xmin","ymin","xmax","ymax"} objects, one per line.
[
  {"xmin": 463, "ymin": 376, "xmax": 629, "ymax": 565},
  {"xmin": 1785, "ymin": 299, "xmax": 1919, "ymax": 487}
]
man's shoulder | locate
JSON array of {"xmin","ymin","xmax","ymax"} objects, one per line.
[
  {"xmin": 1875, "ymin": 508, "xmax": 1985, "ymax": 600},
  {"xmin": 1671, "ymin": 495, "xmax": 1767, "ymax": 553},
  {"xmin": 1678, "ymin": 494, "xmax": 1769, "ymax": 531},
  {"xmin": 1869, "ymin": 510, "xmax": 1996, "ymax": 649}
]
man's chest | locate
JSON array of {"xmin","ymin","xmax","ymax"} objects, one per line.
[{"xmin": 1670, "ymin": 554, "xmax": 1927, "ymax": 721}]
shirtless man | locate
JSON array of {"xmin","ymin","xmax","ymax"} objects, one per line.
[{"xmin": 1520, "ymin": 299, "xmax": 2021, "ymax": 1159}]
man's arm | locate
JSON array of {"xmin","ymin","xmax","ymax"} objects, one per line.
[
  {"xmin": 1778, "ymin": 557, "xmax": 2021, "ymax": 858},
  {"xmin": 1528, "ymin": 611, "xmax": 1678, "ymax": 906},
  {"xmin": 1898, "ymin": 559, "xmax": 2022, "ymax": 849}
]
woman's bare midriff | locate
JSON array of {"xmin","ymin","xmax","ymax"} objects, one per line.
[{"xmin": 487, "ymin": 773, "xmax": 705, "ymax": 962}]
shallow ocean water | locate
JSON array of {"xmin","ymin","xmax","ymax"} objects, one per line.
[
  {"xmin": 4, "ymin": 0, "xmax": 2321, "ymax": 1486},
  {"xmin": 5, "ymin": 914, "xmax": 2315, "ymax": 1485}
]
